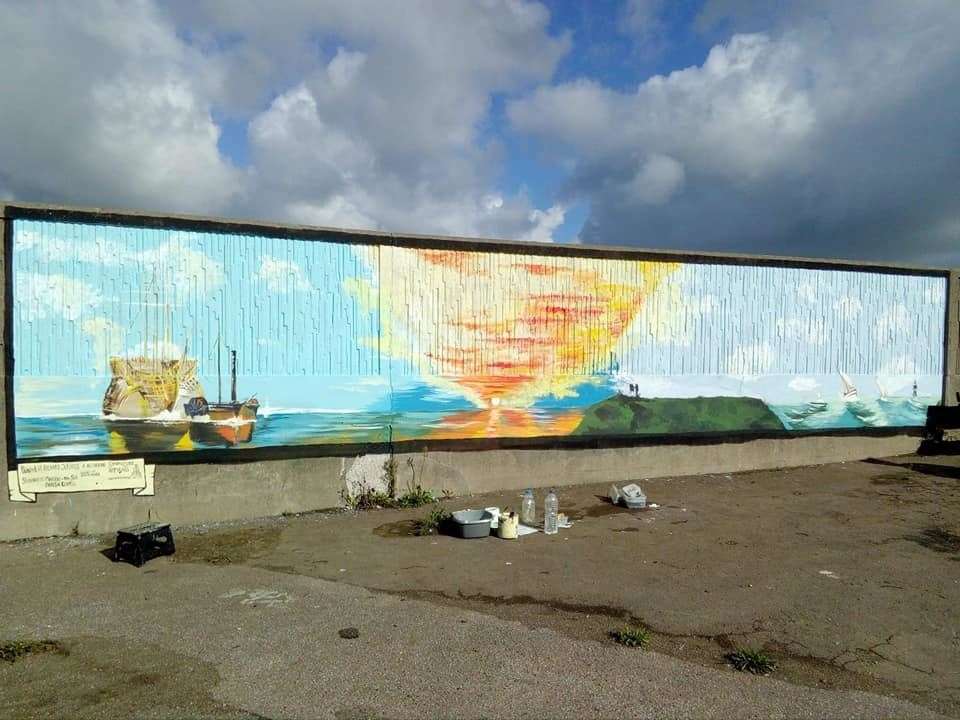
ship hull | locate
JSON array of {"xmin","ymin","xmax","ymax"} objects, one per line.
[{"xmin": 207, "ymin": 400, "xmax": 259, "ymax": 423}]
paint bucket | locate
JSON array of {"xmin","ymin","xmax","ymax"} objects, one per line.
[{"xmin": 497, "ymin": 512, "xmax": 519, "ymax": 539}]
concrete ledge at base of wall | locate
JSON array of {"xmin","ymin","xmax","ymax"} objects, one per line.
[{"xmin": 0, "ymin": 432, "xmax": 922, "ymax": 541}]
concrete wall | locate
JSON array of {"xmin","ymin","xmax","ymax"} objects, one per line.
[
  {"xmin": 0, "ymin": 202, "xmax": 955, "ymax": 541},
  {"xmin": 0, "ymin": 431, "xmax": 924, "ymax": 541}
]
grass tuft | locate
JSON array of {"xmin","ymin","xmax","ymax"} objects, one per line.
[
  {"xmin": 0, "ymin": 640, "xmax": 64, "ymax": 663},
  {"xmin": 610, "ymin": 625, "xmax": 651, "ymax": 648},
  {"xmin": 394, "ymin": 484, "xmax": 437, "ymax": 508},
  {"xmin": 726, "ymin": 647, "xmax": 777, "ymax": 674},
  {"xmin": 413, "ymin": 507, "xmax": 451, "ymax": 536},
  {"xmin": 342, "ymin": 477, "xmax": 439, "ymax": 512},
  {"xmin": 345, "ymin": 488, "xmax": 396, "ymax": 511}
]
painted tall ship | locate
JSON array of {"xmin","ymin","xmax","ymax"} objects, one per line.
[
  {"xmin": 102, "ymin": 354, "xmax": 201, "ymax": 419},
  {"xmin": 102, "ymin": 337, "xmax": 258, "ymax": 448}
]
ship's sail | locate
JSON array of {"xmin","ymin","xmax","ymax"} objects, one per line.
[
  {"xmin": 876, "ymin": 377, "xmax": 888, "ymax": 400},
  {"xmin": 839, "ymin": 371, "xmax": 858, "ymax": 402},
  {"xmin": 102, "ymin": 357, "xmax": 203, "ymax": 419}
]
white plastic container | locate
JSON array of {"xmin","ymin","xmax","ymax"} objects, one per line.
[
  {"xmin": 620, "ymin": 483, "xmax": 646, "ymax": 509},
  {"xmin": 521, "ymin": 489, "xmax": 536, "ymax": 525}
]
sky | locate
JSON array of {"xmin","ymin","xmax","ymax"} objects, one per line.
[{"xmin": 1, "ymin": 0, "xmax": 959, "ymax": 264}]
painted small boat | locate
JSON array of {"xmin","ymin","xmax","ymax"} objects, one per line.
[{"xmin": 839, "ymin": 372, "xmax": 859, "ymax": 402}]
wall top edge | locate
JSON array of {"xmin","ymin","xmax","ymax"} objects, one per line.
[{"xmin": 1, "ymin": 200, "xmax": 951, "ymax": 277}]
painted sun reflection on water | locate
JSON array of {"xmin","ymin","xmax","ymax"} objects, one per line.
[{"xmin": 413, "ymin": 407, "xmax": 584, "ymax": 440}]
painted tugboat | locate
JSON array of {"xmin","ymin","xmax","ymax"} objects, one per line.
[{"xmin": 185, "ymin": 343, "xmax": 259, "ymax": 445}]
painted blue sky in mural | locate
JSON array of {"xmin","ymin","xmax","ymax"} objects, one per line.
[{"xmin": 12, "ymin": 220, "xmax": 946, "ymax": 418}]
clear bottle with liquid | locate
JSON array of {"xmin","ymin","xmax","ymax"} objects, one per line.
[
  {"xmin": 543, "ymin": 488, "xmax": 558, "ymax": 535},
  {"xmin": 521, "ymin": 488, "xmax": 536, "ymax": 526}
]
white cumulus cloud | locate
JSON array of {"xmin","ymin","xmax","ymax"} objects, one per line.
[
  {"xmin": 628, "ymin": 154, "xmax": 685, "ymax": 205},
  {"xmin": 509, "ymin": 1, "xmax": 960, "ymax": 262}
]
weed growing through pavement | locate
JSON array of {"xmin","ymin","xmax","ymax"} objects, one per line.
[
  {"xmin": 393, "ymin": 484, "xmax": 437, "ymax": 508},
  {"xmin": 341, "ymin": 455, "xmax": 441, "ymax": 511},
  {"xmin": 610, "ymin": 626, "xmax": 651, "ymax": 648},
  {"xmin": 726, "ymin": 647, "xmax": 777, "ymax": 674},
  {"xmin": 413, "ymin": 506, "xmax": 452, "ymax": 536},
  {"xmin": 0, "ymin": 640, "xmax": 65, "ymax": 663}
]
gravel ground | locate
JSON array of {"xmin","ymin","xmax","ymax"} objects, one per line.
[{"xmin": 1, "ymin": 453, "xmax": 958, "ymax": 718}]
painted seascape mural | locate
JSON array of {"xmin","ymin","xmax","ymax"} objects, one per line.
[{"xmin": 11, "ymin": 219, "xmax": 947, "ymax": 459}]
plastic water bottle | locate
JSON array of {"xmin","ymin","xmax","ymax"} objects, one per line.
[
  {"xmin": 521, "ymin": 489, "xmax": 536, "ymax": 526},
  {"xmin": 544, "ymin": 488, "xmax": 558, "ymax": 535}
]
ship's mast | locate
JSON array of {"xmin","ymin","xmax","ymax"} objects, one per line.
[{"xmin": 231, "ymin": 349, "xmax": 238, "ymax": 404}]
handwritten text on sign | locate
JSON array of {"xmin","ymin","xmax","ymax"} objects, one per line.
[{"xmin": 8, "ymin": 459, "xmax": 155, "ymax": 502}]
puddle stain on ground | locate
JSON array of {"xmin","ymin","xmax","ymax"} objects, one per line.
[
  {"xmin": 372, "ymin": 520, "xmax": 420, "ymax": 538},
  {"xmin": 173, "ymin": 526, "xmax": 283, "ymax": 565},
  {"xmin": 0, "ymin": 636, "xmax": 258, "ymax": 719},
  {"xmin": 905, "ymin": 526, "xmax": 960, "ymax": 555},
  {"xmin": 871, "ymin": 474, "xmax": 924, "ymax": 488},
  {"xmin": 566, "ymin": 496, "xmax": 653, "ymax": 521}
]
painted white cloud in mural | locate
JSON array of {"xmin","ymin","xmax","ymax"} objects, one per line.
[
  {"xmin": 727, "ymin": 342, "xmax": 774, "ymax": 377},
  {"xmin": 924, "ymin": 285, "xmax": 946, "ymax": 305},
  {"xmin": 788, "ymin": 376, "xmax": 820, "ymax": 392},
  {"xmin": 15, "ymin": 273, "xmax": 102, "ymax": 322},
  {"xmin": 833, "ymin": 295, "xmax": 863, "ymax": 318},
  {"xmin": 796, "ymin": 283, "xmax": 817, "ymax": 304},
  {"xmin": 256, "ymin": 256, "xmax": 313, "ymax": 293},
  {"xmin": 82, "ymin": 316, "xmax": 125, "ymax": 373},
  {"xmin": 876, "ymin": 304, "xmax": 910, "ymax": 338},
  {"xmin": 879, "ymin": 355, "xmax": 918, "ymax": 378},
  {"xmin": 776, "ymin": 317, "xmax": 825, "ymax": 346},
  {"xmin": 137, "ymin": 241, "xmax": 224, "ymax": 303},
  {"xmin": 124, "ymin": 339, "xmax": 185, "ymax": 361},
  {"xmin": 653, "ymin": 291, "xmax": 717, "ymax": 347},
  {"xmin": 13, "ymin": 228, "xmax": 74, "ymax": 261}
]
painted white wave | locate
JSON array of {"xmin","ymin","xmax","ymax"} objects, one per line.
[{"xmin": 257, "ymin": 405, "xmax": 370, "ymax": 417}]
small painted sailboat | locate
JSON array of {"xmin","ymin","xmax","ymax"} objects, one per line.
[
  {"xmin": 876, "ymin": 378, "xmax": 895, "ymax": 404},
  {"xmin": 839, "ymin": 372, "xmax": 859, "ymax": 402},
  {"xmin": 807, "ymin": 393, "xmax": 828, "ymax": 412}
]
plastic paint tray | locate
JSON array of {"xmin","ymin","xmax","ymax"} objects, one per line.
[{"xmin": 447, "ymin": 509, "xmax": 493, "ymax": 539}]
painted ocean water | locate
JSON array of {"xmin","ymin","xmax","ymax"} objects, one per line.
[
  {"xmin": 14, "ymin": 396, "xmax": 932, "ymax": 459},
  {"xmin": 768, "ymin": 397, "xmax": 933, "ymax": 430}
]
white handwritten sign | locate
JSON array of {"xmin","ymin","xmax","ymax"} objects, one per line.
[{"xmin": 8, "ymin": 459, "xmax": 155, "ymax": 502}]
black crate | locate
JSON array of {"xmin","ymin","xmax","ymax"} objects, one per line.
[{"xmin": 113, "ymin": 522, "xmax": 175, "ymax": 567}]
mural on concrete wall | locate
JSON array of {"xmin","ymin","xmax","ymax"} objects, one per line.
[{"xmin": 10, "ymin": 219, "xmax": 947, "ymax": 459}]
